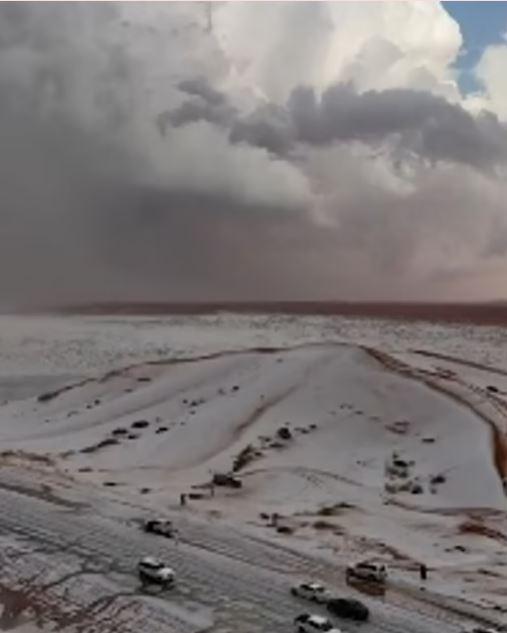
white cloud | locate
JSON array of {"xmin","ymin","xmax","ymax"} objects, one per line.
[
  {"xmin": 472, "ymin": 42, "xmax": 507, "ymax": 120},
  {"xmin": 145, "ymin": 121, "xmax": 313, "ymax": 211},
  {"xmin": 214, "ymin": 0, "xmax": 462, "ymax": 102}
]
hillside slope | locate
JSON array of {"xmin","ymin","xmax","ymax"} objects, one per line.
[{"xmin": 1, "ymin": 340, "xmax": 507, "ymax": 611}]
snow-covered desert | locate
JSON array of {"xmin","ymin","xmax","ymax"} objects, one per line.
[{"xmin": 0, "ymin": 313, "xmax": 506, "ymax": 633}]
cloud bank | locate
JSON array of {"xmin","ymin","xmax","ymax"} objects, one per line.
[{"xmin": 0, "ymin": 1, "xmax": 506, "ymax": 306}]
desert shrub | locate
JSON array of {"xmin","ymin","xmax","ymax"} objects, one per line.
[
  {"xmin": 131, "ymin": 420, "xmax": 149, "ymax": 429},
  {"xmin": 232, "ymin": 444, "xmax": 256, "ymax": 472}
]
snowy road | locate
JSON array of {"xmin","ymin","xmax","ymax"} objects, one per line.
[{"xmin": 0, "ymin": 477, "xmax": 480, "ymax": 633}]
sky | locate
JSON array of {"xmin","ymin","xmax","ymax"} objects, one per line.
[
  {"xmin": 444, "ymin": 1, "xmax": 507, "ymax": 92},
  {"xmin": 1, "ymin": 1, "xmax": 507, "ymax": 307}
]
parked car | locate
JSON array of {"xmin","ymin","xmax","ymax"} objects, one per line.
[
  {"xmin": 212, "ymin": 473, "xmax": 243, "ymax": 488},
  {"xmin": 291, "ymin": 582, "xmax": 333, "ymax": 603},
  {"xmin": 143, "ymin": 519, "xmax": 175, "ymax": 538},
  {"xmin": 137, "ymin": 556, "xmax": 175, "ymax": 587},
  {"xmin": 346, "ymin": 561, "xmax": 387, "ymax": 583},
  {"xmin": 294, "ymin": 614, "xmax": 342, "ymax": 633},
  {"xmin": 327, "ymin": 598, "xmax": 369, "ymax": 621}
]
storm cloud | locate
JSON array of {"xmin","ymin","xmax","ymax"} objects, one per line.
[
  {"xmin": 288, "ymin": 84, "xmax": 507, "ymax": 170},
  {"xmin": 161, "ymin": 77, "xmax": 237, "ymax": 132},
  {"xmin": 0, "ymin": 1, "xmax": 506, "ymax": 307},
  {"xmin": 171, "ymin": 81, "xmax": 507, "ymax": 170}
]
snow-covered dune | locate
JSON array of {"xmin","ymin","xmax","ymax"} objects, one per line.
[
  {"xmin": 1, "ymin": 342, "xmax": 504, "ymax": 513},
  {"xmin": 1, "ymin": 315, "xmax": 507, "ymax": 612}
]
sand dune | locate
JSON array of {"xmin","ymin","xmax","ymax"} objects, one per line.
[
  {"xmin": 1, "ymin": 343, "xmax": 504, "ymax": 512},
  {"xmin": 1, "ymin": 317, "xmax": 506, "ymax": 613}
]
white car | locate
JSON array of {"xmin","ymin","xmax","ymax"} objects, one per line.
[
  {"xmin": 138, "ymin": 556, "xmax": 175, "ymax": 586},
  {"xmin": 291, "ymin": 582, "xmax": 333, "ymax": 603},
  {"xmin": 346, "ymin": 561, "xmax": 387, "ymax": 583},
  {"xmin": 294, "ymin": 613, "xmax": 342, "ymax": 633}
]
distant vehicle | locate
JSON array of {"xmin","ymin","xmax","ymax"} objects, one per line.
[
  {"xmin": 143, "ymin": 519, "xmax": 175, "ymax": 538},
  {"xmin": 294, "ymin": 614, "xmax": 342, "ymax": 633},
  {"xmin": 212, "ymin": 473, "xmax": 242, "ymax": 488},
  {"xmin": 291, "ymin": 582, "xmax": 333, "ymax": 603},
  {"xmin": 327, "ymin": 598, "xmax": 369, "ymax": 621},
  {"xmin": 137, "ymin": 556, "xmax": 175, "ymax": 587},
  {"xmin": 346, "ymin": 561, "xmax": 387, "ymax": 583}
]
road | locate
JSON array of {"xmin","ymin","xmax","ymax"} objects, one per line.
[{"xmin": 0, "ymin": 474, "xmax": 496, "ymax": 633}]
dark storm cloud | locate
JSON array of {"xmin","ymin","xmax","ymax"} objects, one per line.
[
  {"xmin": 160, "ymin": 77, "xmax": 237, "ymax": 132},
  {"xmin": 229, "ymin": 104, "xmax": 295, "ymax": 156},
  {"xmin": 0, "ymin": 88, "xmax": 308, "ymax": 307},
  {"xmin": 0, "ymin": 99, "xmax": 140, "ymax": 306},
  {"xmin": 178, "ymin": 77, "xmax": 227, "ymax": 107},
  {"xmin": 287, "ymin": 84, "xmax": 507, "ymax": 170},
  {"xmin": 0, "ymin": 3, "xmax": 307, "ymax": 307},
  {"xmin": 168, "ymin": 79, "xmax": 507, "ymax": 170},
  {"xmin": 0, "ymin": 3, "xmax": 147, "ymax": 307},
  {"xmin": 164, "ymin": 97, "xmax": 234, "ymax": 129}
]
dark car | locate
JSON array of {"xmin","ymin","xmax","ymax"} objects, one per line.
[
  {"xmin": 212, "ymin": 473, "xmax": 242, "ymax": 488},
  {"xmin": 143, "ymin": 519, "xmax": 175, "ymax": 538},
  {"xmin": 327, "ymin": 598, "xmax": 369, "ymax": 622}
]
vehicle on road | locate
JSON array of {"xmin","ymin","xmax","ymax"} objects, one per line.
[
  {"xmin": 294, "ymin": 613, "xmax": 342, "ymax": 633},
  {"xmin": 346, "ymin": 561, "xmax": 387, "ymax": 583},
  {"xmin": 138, "ymin": 556, "xmax": 175, "ymax": 587},
  {"xmin": 143, "ymin": 518, "xmax": 175, "ymax": 538},
  {"xmin": 327, "ymin": 598, "xmax": 369, "ymax": 621},
  {"xmin": 291, "ymin": 582, "xmax": 333, "ymax": 603}
]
